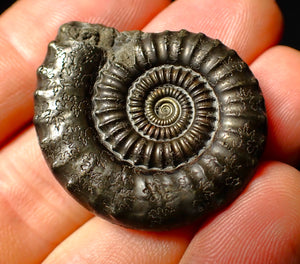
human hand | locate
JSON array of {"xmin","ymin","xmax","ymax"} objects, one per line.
[{"xmin": 0, "ymin": 0, "xmax": 299, "ymax": 263}]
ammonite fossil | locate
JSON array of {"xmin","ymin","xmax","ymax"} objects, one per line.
[{"xmin": 34, "ymin": 22, "xmax": 267, "ymax": 231}]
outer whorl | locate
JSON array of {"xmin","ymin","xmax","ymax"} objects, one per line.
[{"xmin": 34, "ymin": 22, "xmax": 267, "ymax": 231}]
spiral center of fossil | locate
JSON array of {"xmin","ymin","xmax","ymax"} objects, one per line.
[
  {"xmin": 155, "ymin": 97, "xmax": 180, "ymax": 119},
  {"xmin": 156, "ymin": 98, "xmax": 174, "ymax": 116},
  {"xmin": 134, "ymin": 84, "xmax": 194, "ymax": 140},
  {"xmin": 145, "ymin": 90, "xmax": 182, "ymax": 127}
]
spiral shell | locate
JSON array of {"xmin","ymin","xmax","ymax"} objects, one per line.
[{"xmin": 34, "ymin": 22, "xmax": 267, "ymax": 230}]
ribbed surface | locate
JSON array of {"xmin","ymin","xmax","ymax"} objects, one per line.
[
  {"xmin": 93, "ymin": 30, "xmax": 265, "ymax": 172},
  {"xmin": 94, "ymin": 64, "xmax": 217, "ymax": 169}
]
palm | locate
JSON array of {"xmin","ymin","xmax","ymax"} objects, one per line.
[{"xmin": 0, "ymin": 0, "xmax": 299, "ymax": 263}]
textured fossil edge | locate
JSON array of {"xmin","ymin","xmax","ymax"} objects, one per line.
[{"xmin": 34, "ymin": 22, "xmax": 267, "ymax": 231}]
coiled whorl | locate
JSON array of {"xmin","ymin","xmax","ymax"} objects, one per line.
[{"xmin": 34, "ymin": 22, "xmax": 267, "ymax": 230}]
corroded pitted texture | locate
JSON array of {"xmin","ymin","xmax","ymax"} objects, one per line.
[{"xmin": 34, "ymin": 22, "xmax": 267, "ymax": 231}]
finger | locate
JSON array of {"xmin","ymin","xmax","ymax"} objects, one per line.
[
  {"xmin": 43, "ymin": 218, "xmax": 194, "ymax": 264},
  {"xmin": 0, "ymin": 126, "xmax": 94, "ymax": 263},
  {"xmin": 0, "ymin": 0, "xmax": 170, "ymax": 146},
  {"xmin": 143, "ymin": 0, "xmax": 283, "ymax": 63},
  {"xmin": 251, "ymin": 46, "xmax": 300, "ymax": 166},
  {"xmin": 180, "ymin": 161, "xmax": 300, "ymax": 263}
]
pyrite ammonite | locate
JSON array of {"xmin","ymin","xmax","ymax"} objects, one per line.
[{"xmin": 34, "ymin": 22, "xmax": 267, "ymax": 231}]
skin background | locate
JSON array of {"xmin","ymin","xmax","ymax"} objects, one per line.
[{"xmin": 1, "ymin": 0, "xmax": 300, "ymax": 51}]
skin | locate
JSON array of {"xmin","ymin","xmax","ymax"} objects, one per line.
[{"xmin": 0, "ymin": 0, "xmax": 300, "ymax": 263}]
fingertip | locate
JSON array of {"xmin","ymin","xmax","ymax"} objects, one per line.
[
  {"xmin": 43, "ymin": 217, "xmax": 193, "ymax": 264},
  {"xmin": 181, "ymin": 161, "xmax": 300, "ymax": 263},
  {"xmin": 251, "ymin": 45, "xmax": 300, "ymax": 165}
]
